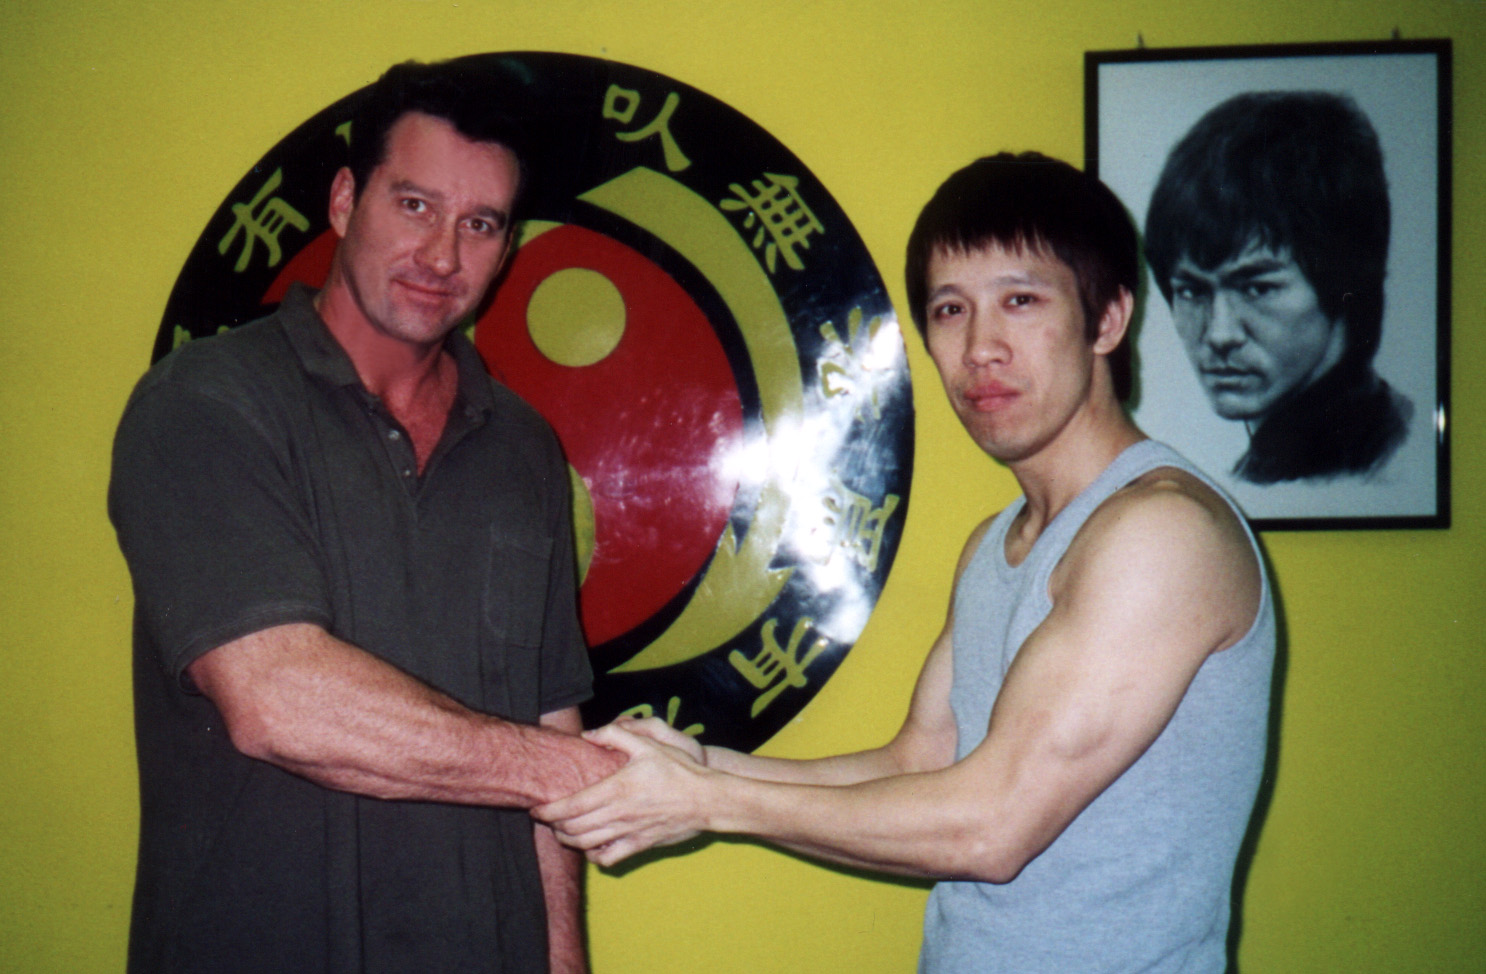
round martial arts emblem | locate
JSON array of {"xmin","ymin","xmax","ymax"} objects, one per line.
[{"xmin": 156, "ymin": 52, "xmax": 913, "ymax": 751}]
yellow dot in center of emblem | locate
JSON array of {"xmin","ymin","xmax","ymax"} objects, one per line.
[{"xmin": 526, "ymin": 267, "xmax": 627, "ymax": 367}]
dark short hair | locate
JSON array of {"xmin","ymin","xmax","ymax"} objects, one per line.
[
  {"xmin": 905, "ymin": 153, "xmax": 1140, "ymax": 399},
  {"xmin": 1144, "ymin": 91, "xmax": 1391, "ymax": 365},
  {"xmin": 346, "ymin": 57, "xmax": 534, "ymax": 211}
]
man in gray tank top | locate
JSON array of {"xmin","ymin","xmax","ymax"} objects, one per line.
[{"xmin": 538, "ymin": 154, "xmax": 1277, "ymax": 973}]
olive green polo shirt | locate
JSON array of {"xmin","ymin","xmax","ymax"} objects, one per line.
[{"xmin": 110, "ymin": 285, "xmax": 591, "ymax": 973}]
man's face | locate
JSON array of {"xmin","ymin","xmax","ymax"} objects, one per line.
[
  {"xmin": 924, "ymin": 244, "xmax": 1122, "ymax": 465},
  {"xmin": 328, "ymin": 111, "xmax": 521, "ymax": 348},
  {"xmin": 1167, "ymin": 242, "xmax": 1346, "ymax": 422}
]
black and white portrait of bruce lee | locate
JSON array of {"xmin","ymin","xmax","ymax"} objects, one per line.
[{"xmin": 1144, "ymin": 90, "xmax": 1411, "ymax": 485}]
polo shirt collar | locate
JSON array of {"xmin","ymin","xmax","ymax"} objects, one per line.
[
  {"xmin": 277, "ymin": 282, "xmax": 496, "ymax": 420},
  {"xmin": 446, "ymin": 325, "xmax": 498, "ymax": 421},
  {"xmin": 277, "ymin": 283, "xmax": 361, "ymax": 389}
]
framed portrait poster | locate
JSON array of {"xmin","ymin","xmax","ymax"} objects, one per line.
[{"xmin": 1086, "ymin": 40, "xmax": 1451, "ymax": 529}]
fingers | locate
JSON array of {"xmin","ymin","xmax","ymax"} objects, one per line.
[
  {"xmin": 532, "ymin": 793, "xmax": 597, "ymax": 827},
  {"xmin": 573, "ymin": 825, "xmax": 701, "ymax": 867},
  {"xmin": 587, "ymin": 834, "xmax": 650, "ymax": 868},
  {"xmin": 533, "ymin": 725, "xmax": 712, "ymax": 865},
  {"xmin": 579, "ymin": 723, "xmax": 699, "ymax": 769},
  {"xmin": 579, "ymin": 723, "xmax": 652, "ymax": 757},
  {"xmin": 611, "ymin": 716, "xmax": 667, "ymax": 733},
  {"xmin": 613, "ymin": 718, "xmax": 705, "ymax": 763},
  {"xmin": 532, "ymin": 771, "xmax": 623, "ymax": 825},
  {"xmin": 545, "ymin": 813, "xmax": 626, "ymax": 852},
  {"xmin": 535, "ymin": 769, "xmax": 658, "ymax": 847},
  {"xmin": 539, "ymin": 801, "xmax": 670, "ymax": 862}
]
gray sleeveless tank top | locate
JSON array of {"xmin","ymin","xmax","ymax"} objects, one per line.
[{"xmin": 919, "ymin": 440, "xmax": 1275, "ymax": 974}]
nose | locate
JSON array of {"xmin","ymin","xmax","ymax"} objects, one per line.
[
  {"xmin": 963, "ymin": 310, "xmax": 1010, "ymax": 367},
  {"xmin": 416, "ymin": 222, "xmax": 460, "ymax": 277},
  {"xmin": 1203, "ymin": 292, "xmax": 1247, "ymax": 353}
]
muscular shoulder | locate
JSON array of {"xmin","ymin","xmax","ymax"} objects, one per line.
[
  {"xmin": 1053, "ymin": 467, "xmax": 1261, "ymax": 653},
  {"xmin": 1098, "ymin": 466, "xmax": 1249, "ymax": 552}
]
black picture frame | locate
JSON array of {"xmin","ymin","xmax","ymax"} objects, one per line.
[{"xmin": 1087, "ymin": 40, "xmax": 1451, "ymax": 530}]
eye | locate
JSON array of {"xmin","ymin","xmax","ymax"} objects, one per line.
[
  {"xmin": 1005, "ymin": 292, "xmax": 1037, "ymax": 309},
  {"xmin": 400, "ymin": 197, "xmax": 429, "ymax": 215},
  {"xmin": 928, "ymin": 300, "xmax": 964, "ymax": 323},
  {"xmin": 1171, "ymin": 281, "xmax": 1206, "ymax": 303},
  {"xmin": 1242, "ymin": 280, "xmax": 1279, "ymax": 300}
]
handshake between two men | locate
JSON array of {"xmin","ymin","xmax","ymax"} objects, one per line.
[{"xmin": 536, "ymin": 717, "xmax": 750, "ymax": 868}]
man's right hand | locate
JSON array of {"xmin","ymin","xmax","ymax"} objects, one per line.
[
  {"xmin": 534, "ymin": 722, "xmax": 715, "ymax": 866},
  {"xmin": 534, "ymin": 710, "xmax": 630, "ymax": 804},
  {"xmin": 594, "ymin": 717, "xmax": 706, "ymax": 764},
  {"xmin": 191, "ymin": 623, "xmax": 628, "ymax": 809}
]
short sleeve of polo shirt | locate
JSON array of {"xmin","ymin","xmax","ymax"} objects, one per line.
[{"xmin": 110, "ymin": 377, "xmax": 332, "ymax": 682}]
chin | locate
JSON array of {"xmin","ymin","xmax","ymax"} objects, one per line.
[
  {"xmin": 1207, "ymin": 395, "xmax": 1264, "ymax": 422},
  {"xmin": 955, "ymin": 415, "xmax": 1041, "ymax": 464},
  {"xmin": 383, "ymin": 313, "xmax": 462, "ymax": 346},
  {"xmin": 967, "ymin": 430, "xmax": 1034, "ymax": 464}
]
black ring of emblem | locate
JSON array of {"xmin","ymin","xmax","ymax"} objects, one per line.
[{"xmin": 156, "ymin": 52, "xmax": 913, "ymax": 752}]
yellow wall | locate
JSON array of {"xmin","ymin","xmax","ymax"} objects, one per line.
[{"xmin": 3, "ymin": 1, "xmax": 1482, "ymax": 971}]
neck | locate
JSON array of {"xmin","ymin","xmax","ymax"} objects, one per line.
[
  {"xmin": 1007, "ymin": 393, "xmax": 1143, "ymax": 539},
  {"xmin": 314, "ymin": 269, "xmax": 449, "ymax": 404},
  {"xmin": 314, "ymin": 273, "xmax": 460, "ymax": 473}
]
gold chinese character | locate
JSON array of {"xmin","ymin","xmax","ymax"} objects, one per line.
[
  {"xmin": 171, "ymin": 324, "xmax": 230, "ymax": 350},
  {"xmin": 217, "ymin": 168, "xmax": 310, "ymax": 273},
  {"xmin": 729, "ymin": 617, "xmax": 828, "ymax": 717},
  {"xmin": 820, "ymin": 480, "xmax": 901, "ymax": 573},
  {"xmin": 720, "ymin": 173, "xmax": 824, "ymax": 273},
  {"xmin": 818, "ymin": 307, "xmax": 889, "ymax": 420},
  {"xmin": 602, "ymin": 85, "xmax": 691, "ymax": 172},
  {"xmin": 618, "ymin": 696, "xmax": 705, "ymax": 737}
]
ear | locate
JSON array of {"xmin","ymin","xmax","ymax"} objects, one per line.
[
  {"xmin": 327, "ymin": 167, "xmax": 356, "ymax": 239},
  {"xmin": 1092, "ymin": 287, "xmax": 1134, "ymax": 356}
]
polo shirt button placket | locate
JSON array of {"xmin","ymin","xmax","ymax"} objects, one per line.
[{"xmin": 381, "ymin": 425, "xmax": 414, "ymax": 483}]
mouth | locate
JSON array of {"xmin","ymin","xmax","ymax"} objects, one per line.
[
  {"xmin": 1199, "ymin": 366, "xmax": 1260, "ymax": 390},
  {"xmin": 963, "ymin": 381, "xmax": 1018, "ymax": 412},
  {"xmin": 394, "ymin": 277, "xmax": 460, "ymax": 302}
]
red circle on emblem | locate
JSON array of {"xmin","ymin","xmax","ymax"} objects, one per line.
[{"xmin": 475, "ymin": 225, "xmax": 745, "ymax": 647}]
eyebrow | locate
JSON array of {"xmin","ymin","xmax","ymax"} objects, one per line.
[
  {"xmin": 1223, "ymin": 257, "xmax": 1289, "ymax": 279},
  {"xmin": 1172, "ymin": 256, "xmax": 1290, "ymax": 285},
  {"xmin": 390, "ymin": 178, "xmax": 441, "ymax": 201},
  {"xmin": 927, "ymin": 272, "xmax": 1055, "ymax": 299}
]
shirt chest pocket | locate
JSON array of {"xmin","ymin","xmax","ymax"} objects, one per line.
[{"xmin": 484, "ymin": 524, "xmax": 553, "ymax": 651}]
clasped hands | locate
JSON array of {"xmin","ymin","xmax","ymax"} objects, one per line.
[{"xmin": 534, "ymin": 718, "xmax": 714, "ymax": 867}]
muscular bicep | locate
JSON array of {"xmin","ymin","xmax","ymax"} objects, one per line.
[
  {"xmin": 965, "ymin": 481, "xmax": 1261, "ymax": 862},
  {"xmin": 884, "ymin": 516, "xmax": 998, "ymax": 774},
  {"xmin": 882, "ymin": 623, "xmax": 957, "ymax": 774}
]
